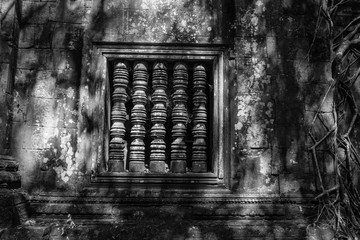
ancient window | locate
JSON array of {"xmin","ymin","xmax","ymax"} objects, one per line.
[
  {"xmin": 91, "ymin": 45, "xmax": 228, "ymax": 185},
  {"xmin": 108, "ymin": 61, "xmax": 211, "ymax": 173}
]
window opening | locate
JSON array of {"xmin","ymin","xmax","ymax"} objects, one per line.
[{"xmin": 108, "ymin": 60, "xmax": 213, "ymax": 174}]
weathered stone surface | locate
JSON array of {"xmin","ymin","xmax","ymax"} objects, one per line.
[
  {"xmin": 90, "ymin": 0, "xmax": 218, "ymax": 43},
  {"xmin": 0, "ymin": 0, "xmax": 16, "ymax": 40},
  {"xmin": 0, "ymin": 0, "xmax": 347, "ymax": 238},
  {"xmin": 279, "ymin": 173, "xmax": 316, "ymax": 197},
  {"xmin": 0, "ymin": 41, "xmax": 12, "ymax": 64},
  {"xmin": 0, "ymin": 189, "xmax": 29, "ymax": 228},
  {"xmin": 52, "ymin": 23, "xmax": 83, "ymax": 50},
  {"xmin": 304, "ymin": 83, "xmax": 334, "ymax": 113},
  {"xmin": 0, "ymin": 64, "xmax": 11, "ymax": 150},
  {"xmin": 233, "ymin": 149, "xmax": 279, "ymax": 194},
  {"xmin": 0, "ymin": 218, "xmax": 310, "ymax": 240},
  {"xmin": 22, "ymin": 1, "xmax": 56, "ymax": 24}
]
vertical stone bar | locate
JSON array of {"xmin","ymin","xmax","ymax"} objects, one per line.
[
  {"xmin": 108, "ymin": 62, "xmax": 129, "ymax": 172},
  {"xmin": 129, "ymin": 62, "xmax": 148, "ymax": 172},
  {"xmin": 150, "ymin": 63, "xmax": 168, "ymax": 172},
  {"xmin": 170, "ymin": 63, "xmax": 188, "ymax": 173},
  {"xmin": 192, "ymin": 65, "xmax": 208, "ymax": 173}
]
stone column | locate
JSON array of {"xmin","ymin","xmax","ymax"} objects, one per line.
[
  {"xmin": 129, "ymin": 62, "xmax": 148, "ymax": 172},
  {"xmin": 191, "ymin": 64, "xmax": 208, "ymax": 173},
  {"xmin": 150, "ymin": 63, "xmax": 168, "ymax": 172},
  {"xmin": 108, "ymin": 61, "xmax": 129, "ymax": 172},
  {"xmin": 170, "ymin": 63, "xmax": 188, "ymax": 173}
]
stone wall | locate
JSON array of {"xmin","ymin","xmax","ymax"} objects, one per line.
[
  {"xmin": 0, "ymin": 0, "xmax": 19, "ymax": 155},
  {"xmin": 5, "ymin": 0, "xmax": 330, "ymax": 197},
  {"xmin": 231, "ymin": 0, "xmax": 334, "ymax": 197},
  {"xmin": 0, "ymin": 0, "xmax": 341, "ymax": 238}
]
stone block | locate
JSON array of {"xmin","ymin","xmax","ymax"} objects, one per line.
[
  {"xmin": 18, "ymin": 25, "xmax": 36, "ymax": 48},
  {"xmin": 25, "ymin": 95, "xmax": 78, "ymax": 129},
  {"xmin": 52, "ymin": 0, "xmax": 85, "ymax": 24},
  {"xmin": 279, "ymin": 173, "xmax": 316, "ymax": 197},
  {"xmin": 274, "ymin": 102, "xmax": 304, "ymax": 125},
  {"xmin": 281, "ymin": 0, "xmax": 316, "ymax": 16},
  {"xmin": 266, "ymin": 35, "xmax": 280, "ymax": 59},
  {"xmin": 280, "ymin": 15, "xmax": 306, "ymax": 39},
  {"xmin": 27, "ymin": 97, "xmax": 58, "ymax": 127},
  {"xmin": 234, "ymin": 4, "xmax": 267, "ymax": 37},
  {"xmin": 108, "ymin": 160, "xmax": 124, "ymax": 172},
  {"xmin": 53, "ymin": 97, "xmax": 79, "ymax": 128},
  {"xmin": 11, "ymin": 91, "xmax": 28, "ymax": 122},
  {"xmin": 233, "ymin": 149, "xmax": 279, "ymax": 194},
  {"xmin": 307, "ymin": 224, "xmax": 335, "ymax": 240},
  {"xmin": 0, "ymin": 0, "xmax": 16, "ymax": 37},
  {"xmin": 274, "ymin": 123, "xmax": 306, "ymax": 146},
  {"xmin": 266, "ymin": 59, "xmax": 283, "ymax": 75},
  {"xmin": 235, "ymin": 57, "xmax": 253, "ymax": 77},
  {"xmin": 56, "ymin": 68, "xmax": 80, "ymax": 90},
  {"xmin": 22, "ymin": 1, "xmax": 56, "ymax": 24},
  {"xmin": 246, "ymin": 123, "xmax": 269, "ymax": 148},
  {"xmin": 15, "ymin": 68, "xmax": 35, "ymax": 89},
  {"xmin": 149, "ymin": 161, "xmax": 165, "ymax": 173},
  {"xmin": 26, "ymin": 147, "xmax": 78, "ymax": 194},
  {"xmin": 51, "ymin": 23, "xmax": 83, "ymax": 50},
  {"xmin": 0, "ymin": 171, "xmax": 20, "ymax": 187},
  {"xmin": 10, "ymin": 123, "xmax": 30, "ymax": 149},
  {"xmin": 308, "ymin": 37, "xmax": 331, "ymax": 62},
  {"xmin": 277, "ymin": 37, "xmax": 302, "ymax": 60},
  {"xmin": 235, "ymin": 36, "xmax": 267, "ymax": 59},
  {"xmin": 272, "ymin": 128, "xmax": 306, "ymax": 174},
  {"xmin": 31, "ymin": 126, "xmax": 56, "ymax": 149},
  {"xmin": 294, "ymin": 61, "xmax": 331, "ymax": 84},
  {"xmin": 0, "ymin": 190, "xmax": 26, "ymax": 228},
  {"xmin": 304, "ymin": 83, "xmax": 334, "ymax": 113},
  {"xmin": 17, "ymin": 49, "xmax": 53, "ymax": 69},
  {"xmin": 0, "ymin": 63, "xmax": 10, "ymax": 93},
  {"xmin": 272, "ymin": 75, "xmax": 305, "ymax": 116},
  {"xmin": 30, "ymin": 70, "xmax": 56, "ymax": 98},
  {"xmin": 235, "ymin": 93, "xmax": 270, "ymax": 124},
  {"xmin": 36, "ymin": 169, "xmax": 78, "ymax": 193},
  {"xmin": 34, "ymin": 23, "xmax": 54, "ymax": 48},
  {"xmin": 51, "ymin": 49, "xmax": 82, "ymax": 70},
  {"xmin": 169, "ymin": 160, "xmax": 186, "ymax": 173},
  {"xmin": 0, "ymin": 41, "xmax": 12, "ymax": 63},
  {"xmin": 271, "ymin": 145, "xmax": 284, "ymax": 175},
  {"xmin": 0, "ymin": 128, "xmax": 7, "ymax": 152},
  {"xmin": 123, "ymin": 5, "xmax": 214, "ymax": 43},
  {"xmin": 11, "ymin": 123, "xmax": 56, "ymax": 150}
]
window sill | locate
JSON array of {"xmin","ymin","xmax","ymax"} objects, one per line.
[{"xmin": 92, "ymin": 172, "xmax": 221, "ymax": 185}]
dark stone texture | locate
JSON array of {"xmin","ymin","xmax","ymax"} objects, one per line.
[
  {"xmin": 0, "ymin": 189, "xmax": 29, "ymax": 229},
  {"xmin": 0, "ymin": 0, "xmax": 348, "ymax": 238},
  {"xmin": 0, "ymin": 218, "xmax": 310, "ymax": 240}
]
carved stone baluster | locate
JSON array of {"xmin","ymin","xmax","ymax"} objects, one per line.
[
  {"xmin": 129, "ymin": 62, "xmax": 148, "ymax": 172},
  {"xmin": 170, "ymin": 63, "xmax": 188, "ymax": 173},
  {"xmin": 109, "ymin": 61, "xmax": 129, "ymax": 172},
  {"xmin": 150, "ymin": 63, "xmax": 168, "ymax": 172},
  {"xmin": 191, "ymin": 64, "xmax": 208, "ymax": 173}
]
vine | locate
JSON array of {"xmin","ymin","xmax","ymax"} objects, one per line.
[{"xmin": 308, "ymin": 0, "xmax": 360, "ymax": 238}]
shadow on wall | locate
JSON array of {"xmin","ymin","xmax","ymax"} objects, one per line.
[
  {"xmin": 11, "ymin": 0, "xmax": 83, "ymax": 193},
  {"xmin": 230, "ymin": 0, "xmax": 318, "ymax": 197},
  {"xmin": 3, "ymin": 0, "xmax": 327, "ymax": 239}
]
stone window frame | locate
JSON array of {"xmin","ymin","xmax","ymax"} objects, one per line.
[{"xmin": 89, "ymin": 43, "xmax": 230, "ymax": 187}]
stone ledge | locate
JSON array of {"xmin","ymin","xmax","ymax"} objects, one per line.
[{"xmin": 0, "ymin": 218, "xmax": 310, "ymax": 240}]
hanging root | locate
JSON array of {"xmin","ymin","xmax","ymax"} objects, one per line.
[{"xmin": 309, "ymin": 1, "xmax": 360, "ymax": 238}]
